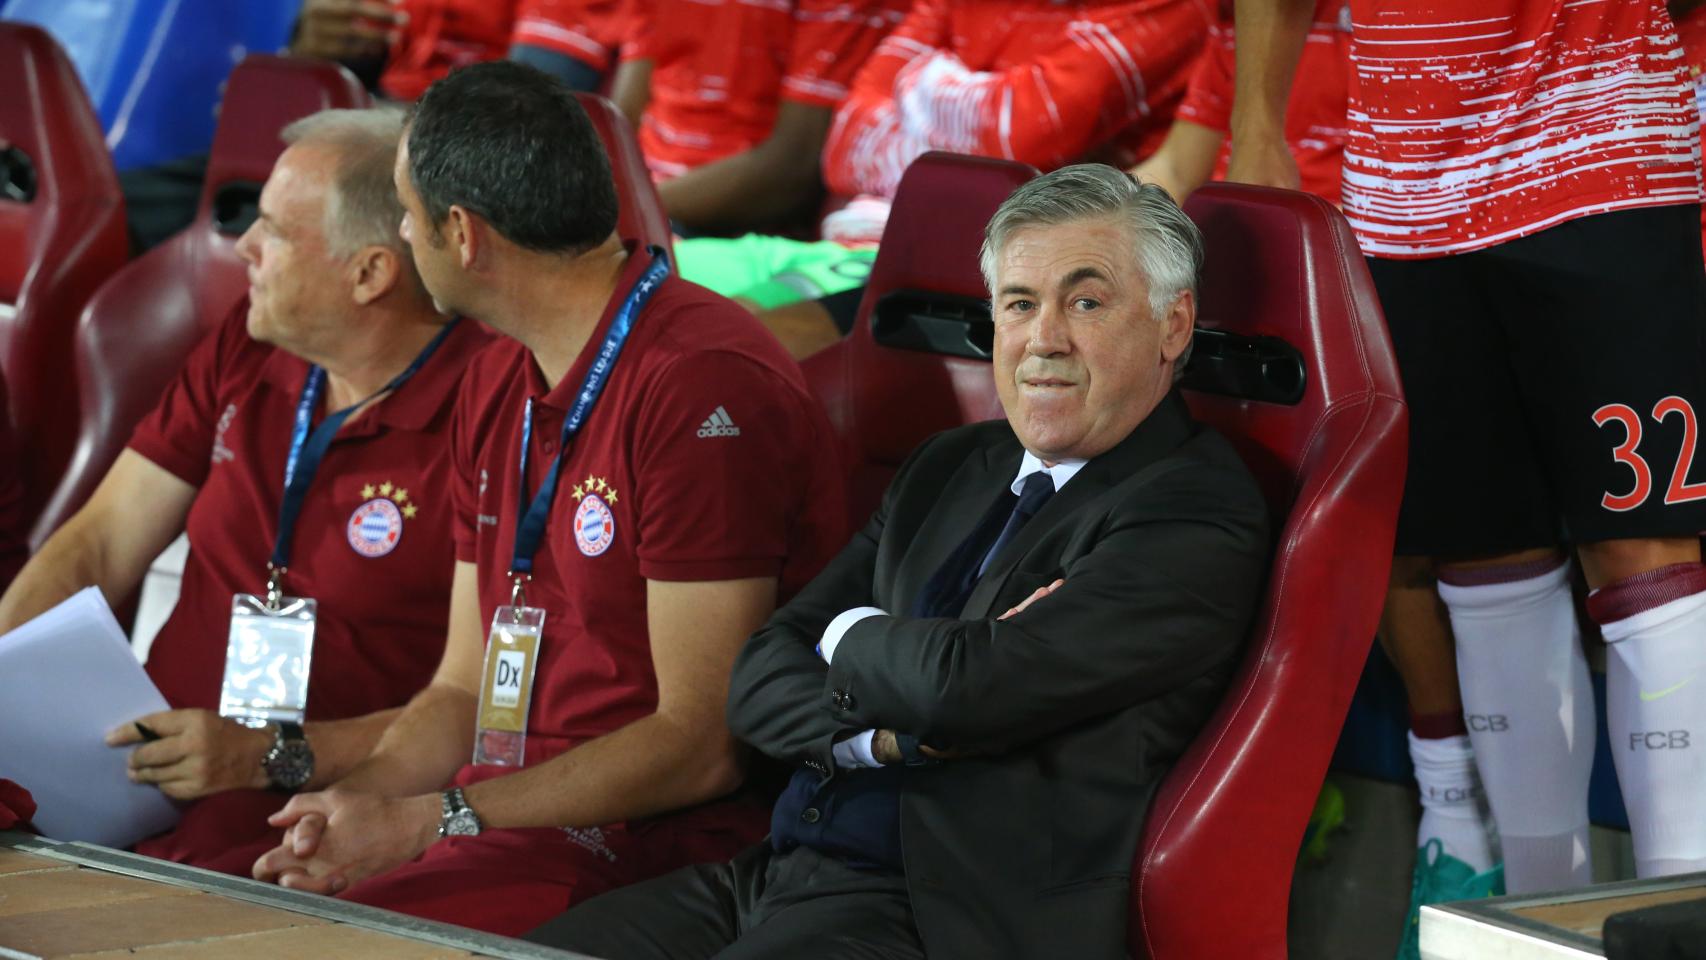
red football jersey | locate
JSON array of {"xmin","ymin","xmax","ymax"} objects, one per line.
[
  {"xmin": 1177, "ymin": 0, "xmax": 1351, "ymax": 205},
  {"xmin": 628, "ymin": 0, "xmax": 909, "ymax": 179},
  {"xmin": 820, "ymin": 0, "xmax": 1212, "ymax": 201},
  {"xmin": 1675, "ymin": 4, "xmax": 1706, "ymax": 257},
  {"xmin": 1340, "ymin": 0, "xmax": 1701, "ymax": 258},
  {"xmin": 380, "ymin": 0, "xmax": 635, "ymax": 101}
]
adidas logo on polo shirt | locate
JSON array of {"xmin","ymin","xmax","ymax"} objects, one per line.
[{"xmin": 697, "ymin": 406, "xmax": 741, "ymax": 438}]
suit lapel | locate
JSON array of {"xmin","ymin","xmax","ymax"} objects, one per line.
[
  {"xmin": 959, "ymin": 391, "xmax": 1197, "ymax": 619},
  {"xmin": 890, "ymin": 440, "xmax": 1022, "ymax": 615}
]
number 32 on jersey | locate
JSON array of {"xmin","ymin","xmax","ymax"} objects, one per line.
[{"xmin": 1594, "ymin": 396, "xmax": 1706, "ymax": 512}]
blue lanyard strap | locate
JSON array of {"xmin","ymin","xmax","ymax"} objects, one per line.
[
  {"xmin": 510, "ymin": 246, "xmax": 670, "ymax": 580},
  {"xmin": 271, "ymin": 318, "xmax": 462, "ymax": 576}
]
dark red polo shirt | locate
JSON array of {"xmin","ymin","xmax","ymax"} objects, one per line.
[
  {"xmin": 450, "ymin": 244, "xmax": 847, "ymax": 770},
  {"xmin": 127, "ymin": 301, "xmax": 492, "ymax": 721},
  {"xmin": 0, "ymin": 371, "xmax": 29, "ymax": 592}
]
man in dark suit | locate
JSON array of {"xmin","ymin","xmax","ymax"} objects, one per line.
[{"xmin": 525, "ymin": 163, "xmax": 1271, "ymax": 960}]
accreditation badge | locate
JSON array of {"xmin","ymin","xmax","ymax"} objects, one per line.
[
  {"xmin": 474, "ymin": 605, "xmax": 544, "ymax": 767},
  {"xmin": 219, "ymin": 593, "xmax": 317, "ymax": 725}
]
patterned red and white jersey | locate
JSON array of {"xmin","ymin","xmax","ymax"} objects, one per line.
[{"xmin": 1342, "ymin": 0, "xmax": 1701, "ymax": 259}]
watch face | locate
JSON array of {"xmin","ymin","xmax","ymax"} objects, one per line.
[
  {"xmin": 266, "ymin": 740, "xmax": 314, "ymax": 790},
  {"xmin": 446, "ymin": 809, "xmax": 481, "ymax": 836}
]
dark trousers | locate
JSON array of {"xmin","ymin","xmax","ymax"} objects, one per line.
[{"xmin": 524, "ymin": 842, "xmax": 924, "ymax": 960}]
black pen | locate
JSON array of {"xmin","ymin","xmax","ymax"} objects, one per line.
[{"xmin": 134, "ymin": 722, "xmax": 162, "ymax": 742}]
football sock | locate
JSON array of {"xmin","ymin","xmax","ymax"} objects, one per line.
[
  {"xmin": 1588, "ymin": 563, "xmax": 1706, "ymax": 877},
  {"xmin": 1408, "ymin": 726, "xmax": 1496, "ymax": 873},
  {"xmin": 1438, "ymin": 557, "xmax": 1594, "ymax": 893}
]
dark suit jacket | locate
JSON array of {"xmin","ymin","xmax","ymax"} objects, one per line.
[{"xmin": 727, "ymin": 391, "xmax": 1270, "ymax": 959}]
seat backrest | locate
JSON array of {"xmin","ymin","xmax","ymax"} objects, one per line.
[
  {"xmin": 800, "ymin": 152, "xmax": 1036, "ymax": 527},
  {"xmin": 32, "ymin": 55, "xmax": 367, "ymax": 546},
  {"xmin": 0, "ymin": 23, "xmax": 129, "ymax": 531},
  {"xmin": 573, "ymin": 93, "xmax": 673, "ymax": 254},
  {"xmin": 1131, "ymin": 183, "xmax": 1406, "ymax": 959}
]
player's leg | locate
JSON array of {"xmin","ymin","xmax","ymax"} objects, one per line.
[
  {"xmin": 1434, "ymin": 548, "xmax": 1592, "ymax": 893},
  {"xmin": 1371, "ymin": 253, "xmax": 1528, "ymax": 960},
  {"xmin": 1501, "ymin": 203, "xmax": 1706, "ymax": 878},
  {"xmin": 1370, "ymin": 251, "xmax": 1590, "ymax": 896},
  {"xmin": 1380, "ymin": 558, "xmax": 1493, "ymax": 874}
]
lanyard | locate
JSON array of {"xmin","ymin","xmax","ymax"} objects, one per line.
[
  {"xmin": 267, "ymin": 318, "xmax": 462, "ymax": 603},
  {"xmin": 508, "ymin": 246, "xmax": 670, "ymax": 603}
]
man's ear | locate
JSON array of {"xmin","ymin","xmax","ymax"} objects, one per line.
[
  {"xmin": 350, "ymin": 246, "xmax": 402, "ymax": 306},
  {"xmin": 1159, "ymin": 289, "xmax": 1195, "ymax": 364},
  {"xmin": 447, "ymin": 205, "xmax": 481, "ymax": 271}
]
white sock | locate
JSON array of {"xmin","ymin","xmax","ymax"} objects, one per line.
[
  {"xmin": 1592, "ymin": 571, "xmax": 1706, "ymax": 878},
  {"xmin": 1410, "ymin": 731, "xmax": 1496, "ymax": 872},
  {"xmin": 1438, "ymin": 559, "xmax": 1594, "ymax": 893}
]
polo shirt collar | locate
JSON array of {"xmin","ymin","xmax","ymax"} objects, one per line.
[
  {"xmin": 258, "ymin": 311, "xmax": 480, "ymax": 435},
  {"xmin": 537, "ymin": 240, "xmax": 659, "ymax": 411}
]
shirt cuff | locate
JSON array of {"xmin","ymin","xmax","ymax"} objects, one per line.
[
  {"xmin": 831, "ymin": 729, "xmax": 881, "ymax": 769},
  {"xmin": 818, "ymin": 606, "xmax": 886, "ymax": 664}
]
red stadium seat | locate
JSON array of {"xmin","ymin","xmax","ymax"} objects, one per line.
[
  {"xmin": 0, "ymin": 23, "xmax": 128, "ymax": 534},
  {"xmin": 800, "ymin": 152, "xmax": 1036, "ymax": 527},
  {"xmin": 573, "ymin": 93, "xmax": 673, "ymax": 253},
  {"xmin": 800, "ymin": 157, "xmax": 1406, "ymax": 957},
  {"xmin": 32, "ymin": 56, "xmax": 368, "ymax": 546},
  {"xmin": 1135, "ymin": 182, "xmax": 1405, "ymax": 959}
]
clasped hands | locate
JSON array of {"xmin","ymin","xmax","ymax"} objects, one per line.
[{"xmin": 249, "ymin": 788, "xmax": 442, "ymax": 894}]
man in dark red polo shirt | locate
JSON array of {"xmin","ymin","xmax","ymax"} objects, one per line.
[
  {"xmin": 0, "ymin": 107, "xmax": 489, "ymax": 875},
  {"xmin": 250, "ymin": 62, "xmax": 846, "ymax": 936}
]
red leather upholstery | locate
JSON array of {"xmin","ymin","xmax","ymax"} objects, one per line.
[
  {"xmin": 0, "ymin": 24, "xmax": 128, "ymax": 532},
  {"xmin": 33, "ymin": 56, "xmax": 368, "ymax": 546},
  {"xmin": 1134, "ymin": 183, "xmax": 1406, "ymax": 959},
  {"xmin": 574, "ymin": 93, "xmax": 673, "ymax": 254},
  {"xmin": 800, "ymin": 152, "xmax": 1036, "ymax": 527}
]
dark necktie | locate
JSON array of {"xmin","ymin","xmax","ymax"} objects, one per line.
[{"xmin": 913, "ymin": 470, "xmax": 1056, "ymax": 618}]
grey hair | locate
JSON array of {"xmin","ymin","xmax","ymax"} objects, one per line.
[
  {"xmin": 979, "ymin": 163, "xmax": 1204, "ymax": 378},
  {"xmin": 281, "ymin": 106, "xmax": 411, "ymax": 258}
]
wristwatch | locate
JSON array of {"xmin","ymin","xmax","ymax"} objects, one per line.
[
  {"xmin": 438, "ymin": 787, "xmax": 483, "ymax": 838},
  {"xmin": 261, "ymin": 721, "xmax": 314, "ymax": 791}
]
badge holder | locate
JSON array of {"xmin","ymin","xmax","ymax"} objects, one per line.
[
  {"xmin": 219, "ymin": 564, "xmax": 316, "ymax": 726},
  {"xmin": 474, "ymin": 575, "xmax": 545, "ymax": 767}
]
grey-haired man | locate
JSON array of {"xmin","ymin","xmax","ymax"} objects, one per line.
[{"xmin": 524, "ymin": 164, "xmax": 1272, "ymax": 960}]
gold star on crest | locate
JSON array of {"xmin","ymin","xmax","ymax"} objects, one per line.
[
  {"xmin": 606, "ymin": 489, "xmax": 618, "ymax": 505},
  {"xmin": 392, "ymin": 487, "xmax": 409, "ymax": 504},
  {"xmin": 403, "ymin": 503, "xmax": 419, "ymax": 519},
  {"xmin": 361, "ymin": 484, "xmax": 376, "ymax": 498},
  {"xmin": 585, "ymin": 474, "xmax": 598, "ymax": 490},
  {"xmin": 571, "ymin": 483, "xmax": 586, "ymax": 501},
  {"xmin": 594, "ymin": 477, "xmax": 608, "ymax": 494},
  {"xmin": 379, "ymin": 481, "xmax": 394, "ymax": 496}
]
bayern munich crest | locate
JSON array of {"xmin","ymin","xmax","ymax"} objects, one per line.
[
  {"xmin": 571, "ymin": 475, "xmax": 618, "ymax": 557},
  {"xmin": 349, "ymin": 482, "xmax": 413, "ymax": 558}
]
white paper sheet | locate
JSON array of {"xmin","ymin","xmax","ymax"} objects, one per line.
[{"xmin": 0, "ymin": 588, "xmax": 181, "ymax": 846}]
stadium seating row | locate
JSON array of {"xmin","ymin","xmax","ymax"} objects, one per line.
[{"xmin": 0, "ymin": 23, "xmax": 1407, "ymax": 958}]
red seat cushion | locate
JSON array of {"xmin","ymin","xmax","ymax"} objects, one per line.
[
  {"xmin": 574, "ymin": 93, "xmax": 672, "ymax": 254},
  {"xmin": 801, "ymin": 152, "xmax": 1037, "ymax": 527},
  {"xmin": 1133, "ymin": 183, "xmax": 1405, "ymax": 959},
  {"xmin": 0, "ymin": 23, "xmax": 128, "ymax": 529}
]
